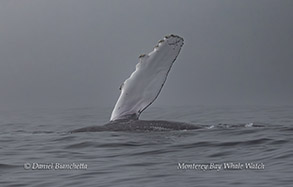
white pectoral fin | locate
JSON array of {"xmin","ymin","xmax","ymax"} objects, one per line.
[{"xmin": 110, "ymin": 34, "xmax": 184, "ymax": 121}]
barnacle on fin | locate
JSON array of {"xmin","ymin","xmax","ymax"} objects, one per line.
[
  {"xmin": 154, "ymin": 44, "xmax": 159, "ymax": 49},
  {"xmin": 165, "ymin": 34, "xmax": 181, "ymax": 40},
  {"xmin": 165, "ymin": 34, "xmax": 172, "ymax": 39},
  {"xmin": 119, "ymin": 82, "xmax": 124, "ymax": 90},
  {"xmin": 139, "ymin": 54, "xmax": 146, "ymax": 58},
  {"xmin": 158, "ymin": 39, "xmax": 164, "ymax": 43}
]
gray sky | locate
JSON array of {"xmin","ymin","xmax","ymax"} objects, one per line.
[{"xmin": 0, "ymin": 0, "xmax": 292, "ymax": 110}]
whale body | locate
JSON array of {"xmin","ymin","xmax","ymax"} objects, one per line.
[
  {"xmin": 72, "ymin": 34, "xmax": 197, "ymax": 132},
  {"xmin": 72, "ymin": 119, "xmax": 199, "ymax": 132}
]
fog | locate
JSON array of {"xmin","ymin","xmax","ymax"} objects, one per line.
[{"xmin": 1, "ymin": 0, "xmax": 292, "ymax": 110}]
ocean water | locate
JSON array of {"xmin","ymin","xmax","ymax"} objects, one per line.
[{"xmin": 0, "ymin": 105, "xmax": 292, "ymax": 187}]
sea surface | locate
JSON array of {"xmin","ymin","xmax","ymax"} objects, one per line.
[{"xmin": 0, "ymin": 105, "xmax": 292, "ymax": 187}]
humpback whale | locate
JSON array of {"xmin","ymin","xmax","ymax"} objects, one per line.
[{"xmin": 72, "ymin": 34, "xmax": 198, "ymax": 132}]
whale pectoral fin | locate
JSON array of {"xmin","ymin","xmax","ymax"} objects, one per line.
[{"xmin": 110, "ymin": 34, "xmax": 184, "ymax": 121}]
